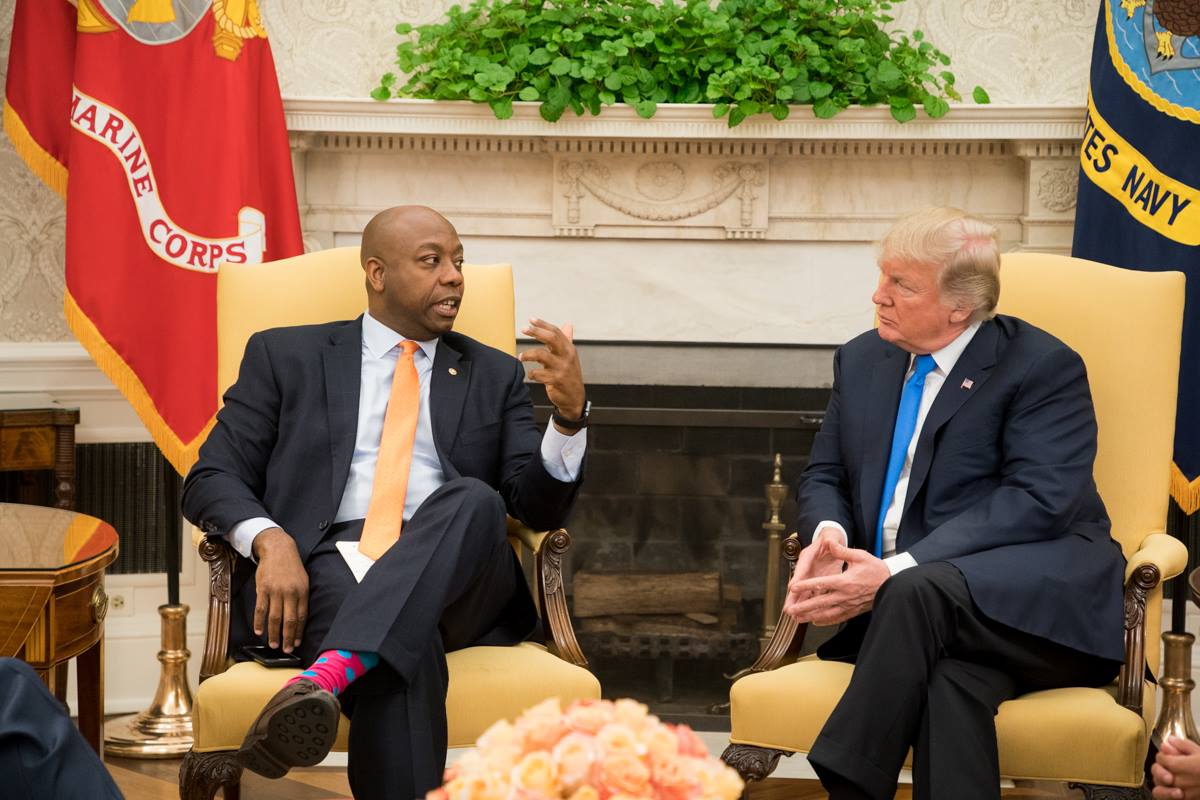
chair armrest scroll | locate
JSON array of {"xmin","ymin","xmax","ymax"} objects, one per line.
[
  {"xmin": 197, "ymin": 534, "xmax": 237, "ymax": 683},
  {"xmin": 747, "ymin": 533, "xmax": 807, "ymax": 673},
  {"xmin": 508, "ymin": 519, "xmax": 588, "ymax": 669},
  {"xmin": 1125, "ymin": 532, "xmax": 1188, "ymax": 583},
  {"xmin": 1115, "ymin": 532, "xmax": 1186, "ymax": 713}
]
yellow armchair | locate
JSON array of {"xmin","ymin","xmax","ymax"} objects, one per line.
[
  {"xmin": 723, "ymin": 253, "xmax": 1188, "ymax": 797},
  {"xmin": 178, "ymin": 247, "xmax": 600, "ymax": 800}
]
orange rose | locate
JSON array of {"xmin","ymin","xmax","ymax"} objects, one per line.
[
  {"xmin": 567, "ymin": 787, "xmax": 600, "ymax": 800},
  {"xmin": 692, "ymin": 759, "xmax": 743, "ymax": 800},
  {"xmin": 640, "ymin": 725, "xmax": 679, "ymax": 761},
  {"xmin": 478, "ymin": 719, "xmax": 520, "ymax": 752},
  {"xmin": 442, "ymin": 774, "xmax": 506, "ymax": 800},
  {"xmin": 553, "ymin": 732, "xmax": 598, "ymax": 791},
  {"xmin": 516, "ymin": 699, "xmax": 570, "ymax": 750},
  {"xmin": 612, "ymin": 699, "xmax": 651, "ymax": 730},
  {"xmin": 596, "ymin": 723, "xmax": 643, "ymax": 757},
  {"xmin": 672, "ymin": 725, "xmax": 708, "ymax": 758},
  {"xmin": 511, "ymin": 750, "xmax": 559, "ymax": 797},
  {"xmin": 652, "ymin": 754, "xmax": 698, "ymax": 799},
  {"xmin": 600, "ymin": 753, "xmax": 651, "ymax": 797},
  {"xmin": 566, "ymin": 699, "xmax": 616, "ymax": 735}
]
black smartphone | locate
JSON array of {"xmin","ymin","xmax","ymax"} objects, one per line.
[{"xmin": 241, "ymin": 644, "xmax": 304, "ymax": 668}]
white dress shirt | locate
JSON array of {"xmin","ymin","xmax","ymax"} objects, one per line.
[
  {"xmin": 227, "ymin": 311, "xmax": 587, "ymax": 559},
  {"xmin": 816, "ymin": 321, "xmax": 981, "ymax": 575}
]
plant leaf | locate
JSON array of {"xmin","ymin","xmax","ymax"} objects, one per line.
[{"xmin": 972, "ymin": 85, "xmax": 991, "ymax": 104}]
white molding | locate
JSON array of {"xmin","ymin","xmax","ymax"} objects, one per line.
[{"xmin": 284, "ymin": 98, "xmax": 1085, "ymax": 142}]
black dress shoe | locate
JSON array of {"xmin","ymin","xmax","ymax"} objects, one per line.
[{"xmin": 237, "ymin": 678, "xmax": 340, "ymax": 778}]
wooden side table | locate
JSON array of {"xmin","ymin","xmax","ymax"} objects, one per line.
[
  {"xmin": 0, "ymin": 393, "xmax": 81, "ymax": 510},
  {"xmin": 0, "ymin": 503, "xmax": 118, "ymax": 754}
]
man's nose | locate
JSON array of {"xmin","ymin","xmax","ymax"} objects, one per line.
[{"xmin": 871, "ymin": 286, "xmax": 889, "ymax": 306}]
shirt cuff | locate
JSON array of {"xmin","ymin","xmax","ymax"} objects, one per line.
[
  {"xmin": 541, "ymin": 425, "xmax": 587, "ymax": 483},
  {"xmin": 814, "ymin": 521, "xmax": 848, "ymax": 547},
  {"xmin": 228, "ymin": 516, "xmax": 278, "ymax": 561},
  {"xmin": 884, "ymin": 551, "xmax": 918, "ymax": 575}
]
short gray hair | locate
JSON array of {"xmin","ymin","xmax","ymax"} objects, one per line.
[{"xmin": 878, "ymin": 207, "xmax": 1001, "ymax": 322}]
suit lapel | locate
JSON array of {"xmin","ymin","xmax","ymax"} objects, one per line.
[
  {"xmin": 902, "ymin": 320, "xmax": 1000, "ymax": 520},
  {"xmin": 430, "ymin": 337, "xmax": 470, "ymax": 475},
  {"xmin": 323, "ymin": 318, "xmax": 363, "ymax": 510},
  {"xmin": 858, "ymin": 344, "xmax": 909, "ymax": 538}
]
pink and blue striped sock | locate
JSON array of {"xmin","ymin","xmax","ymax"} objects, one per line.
[{"xmin": 286, "ymin": 649, "xmax": 380, "ymax": 697}]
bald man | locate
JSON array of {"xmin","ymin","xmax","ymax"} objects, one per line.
[{"xmin": 183, "ymin": 207, "xmax": 589, "ymax": 799}]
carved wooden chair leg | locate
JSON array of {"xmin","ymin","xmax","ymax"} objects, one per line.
[
  {"xmin": 179, "ymin": 749, "xmax": 243, "ymax": 800},
  {"xmin": 721, "ymin": 743, "xmax": 791, "ymax": 790},
  {"xmin": 1067, "ymin": 781, "xmax": 1150, "ymax": 799}
]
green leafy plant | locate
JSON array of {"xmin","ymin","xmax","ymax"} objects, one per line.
[{"xmin": 372, "ymin": 0, "xmax": 990, "ymax": 126}]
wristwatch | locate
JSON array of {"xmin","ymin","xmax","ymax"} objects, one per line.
[{"xmin": 551, "ymin": 399, "xmax": 591, "ymax": 431}]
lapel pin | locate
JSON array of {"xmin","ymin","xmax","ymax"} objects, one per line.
[
  {"xmin": 960, "ymin": 378, "xmax": 974, "ymax": 390},
  {"xmin": 448, "ymin": 367, "xmax": 458, "ymax": 376}
]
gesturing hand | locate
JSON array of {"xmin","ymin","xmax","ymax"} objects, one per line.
[
  {"xmin": 519, "ymin": 318, "xmax": 586, "ymax": 429},
  {"xmin": 1153, "ymin": 735, "xmax": 1200, "ymax": 799},
  {"xmin": 783, "ymin": 542, "xmax": 891, "ymax": 626},
  {"xmin": 251, "ymin": 528, "xmax": 309, "ymax": 653}
]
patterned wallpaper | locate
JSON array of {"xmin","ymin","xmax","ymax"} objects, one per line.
[{"xmin": 0, "ymin": 0, "xmax": 1096, "ymax": 342}]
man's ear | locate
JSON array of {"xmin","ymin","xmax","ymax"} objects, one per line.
[
  {"xmin": 949, "ymin": 305, "xmax": 972, "ymax": 325},
  {"xmin": 364, "ymin": 257, "xmax": 385, "ymax": 293}
]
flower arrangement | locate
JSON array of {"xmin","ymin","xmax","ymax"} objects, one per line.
[{"xmin": 429, "ymin": 698, "xmax": 744, "ymax": 800}]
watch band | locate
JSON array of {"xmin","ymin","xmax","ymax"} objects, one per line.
[{"xmin": 551, "ymin": 399, "xmax": 591, "ymax": 431}]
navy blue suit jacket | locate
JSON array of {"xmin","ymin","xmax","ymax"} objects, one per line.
[
  {"xmin": 797, "ymin": 315, "xmax": 1125, "ymax": 662},
  {"xmin": 181, "ymin": 317, "xmax": 584, "ymax": 643}
]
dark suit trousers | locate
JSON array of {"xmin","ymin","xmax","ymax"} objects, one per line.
[
  {"xmin": 0, "ymin": 658, "xmax": 124, "ymax": 800},
  {"xmin": 808, "ymin": 562, "xmax": 1120, "ymax": 800},
  {"xmin": 291, "ymin": 477, "xmax": 535, "ymax": 800}
]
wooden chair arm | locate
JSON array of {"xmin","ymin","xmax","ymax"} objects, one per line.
[
  {"xmin": 1114, "ymin": 531, "xmax": 1186, "ymax": 714},
  {"xmin": 508, "ymin": 519, "xmax": 588, "ymax": 668},
  {"xmin": 197, "ymin": 534, "xmax": 237, "ymax": 683},
  {"xmin": 747, "ymin": 533, "xmax": 806, "ymax": 673},
  {"xmin": 195, "ymin": 521, "xmax": 589, "ymax": 682}
]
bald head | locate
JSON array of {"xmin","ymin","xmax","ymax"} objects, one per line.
[
  {"xmin": 361, "ymin": 206, "xmax": 457, "ymax": 267},
  {"xmin": 360, "ymin": 205, "xmax": 465, "ymax": 341}
]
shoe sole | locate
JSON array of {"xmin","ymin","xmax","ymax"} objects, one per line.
[{"xmin": 237, "ymin": 691, "xmax": 339, "ymax": 779}]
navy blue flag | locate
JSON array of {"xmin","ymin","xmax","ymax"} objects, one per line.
[{"xmin": 1073, "ymin": 0, "xmax": 1200, "ymax": 513}]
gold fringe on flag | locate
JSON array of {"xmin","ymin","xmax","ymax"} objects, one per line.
[
  {"xmin": 2, "ymin": 102, "xmax": 67, "ymax": 198},
  {"xmin": 64, "ymin": 290, "xmax": 215, "ymax": 476},
  {"xmin": 1170, "ymin": 463, "xmax": 1200, "ymax": 515}
]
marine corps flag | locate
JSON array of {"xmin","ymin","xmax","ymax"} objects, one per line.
[
  {"xmin": 4, "ymin": 0, "xmax": 302, "ymax": 475},
  {"xmin": 1073, "ymin": 0, "xmax": 1200, "ymax": 513}
]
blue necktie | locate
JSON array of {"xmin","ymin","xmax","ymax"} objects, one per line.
[{"xmin": 874, "ymin": 353, "xmax": 938, "ymax": 557}]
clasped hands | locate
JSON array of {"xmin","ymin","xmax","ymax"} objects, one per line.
[
  {"xmin": 1153, "ymin": 735, "xmax": 1200, "ymax": 800},
  {"xmin": 782, "ymin": 527, "xmax": 892, "ymax": 626}
]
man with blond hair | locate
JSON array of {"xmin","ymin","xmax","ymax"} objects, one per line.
[{"xmin": 783, "ymin": 208, "xmax": 1125, "ymax": 798}]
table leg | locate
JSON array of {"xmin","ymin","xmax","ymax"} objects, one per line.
[
  {"xmin": 76, "ymin": 637, "xmax": 104, "ymax": 756},
  {"xmin": 53, "ymin": 661, "xmax": 69, "ymax": 708},
  {"xmin": 53, "ymin": 421, "xmax": 77, "ymax": 510}
]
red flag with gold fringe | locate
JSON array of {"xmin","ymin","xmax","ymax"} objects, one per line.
[{"xmin": 4, "ymin": 0, "xmax": 302, "ymax": 474}]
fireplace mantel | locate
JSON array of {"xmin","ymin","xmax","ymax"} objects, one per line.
[{"xmin": 284, "ymin": 98, "xmax": 1084, "ymax": 142}]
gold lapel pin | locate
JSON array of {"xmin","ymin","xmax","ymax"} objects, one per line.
[{"xmin": 448, "ymin": 367, "xmax": 458, "ymax": 376}]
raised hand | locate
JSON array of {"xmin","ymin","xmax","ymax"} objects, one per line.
[{"xmin": 518, "ymin": 318, "xmax": 586, "ymax": 428}]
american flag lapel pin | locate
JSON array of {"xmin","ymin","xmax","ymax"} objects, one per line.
[{"xmin": 960, "ymin": 378, "xmax": 974, "ymax": 390}]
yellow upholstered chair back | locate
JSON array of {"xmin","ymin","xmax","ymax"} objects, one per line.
[
  {"xmin": 216, "ymin": 246, "xmax": 516, "ymax": 400},
  {"xmin": 997, "ymin": 253, "xmax": 1184, "ymax": 675}
]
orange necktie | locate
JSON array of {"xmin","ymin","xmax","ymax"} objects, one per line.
[{"xmin": 358, "ymin": 340, "xmax": 421, "ymax": 559}]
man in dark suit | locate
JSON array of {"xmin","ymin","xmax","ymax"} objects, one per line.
[
  {"xmin": 0, "ymin": 658, "xmax": 124, "ymax": 800},
  {"xmin": 782, "ymin": 208, "xmax": 1125, "ymax": 799},
  {"xmin": 182, "ymin": 206, "xmax": 589, "ymax": 800}
]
